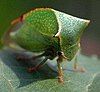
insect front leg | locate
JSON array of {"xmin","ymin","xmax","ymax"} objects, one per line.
[
  {"xmin": 57, "ymin": 52, "xmax": 66, "ymax": 83},
  {"xmin": 57, "ymin": 59, "xmax": 64, "ymax": 83}
]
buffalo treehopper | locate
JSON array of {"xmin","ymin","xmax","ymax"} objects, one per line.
[{"xmin": 2, "ymin": 8, "xmax": 90, "ymax": 83}]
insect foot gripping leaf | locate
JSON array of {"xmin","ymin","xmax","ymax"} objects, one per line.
[{"xmin": 2, "ymin": 8, "xmax": 90, "ymax": 83}]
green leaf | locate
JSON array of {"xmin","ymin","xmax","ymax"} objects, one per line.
[{"xmin": 0, "ymin": 48, "xmax": 100, "ymax": 92}]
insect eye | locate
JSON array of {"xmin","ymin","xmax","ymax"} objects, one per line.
[
  {"xmin": 57, "ymin": 51, "xmax": 62, "ymax": 56},
  {"xmin": 53, "ymin": 35, "xmax": 55, "ymax": 37}
]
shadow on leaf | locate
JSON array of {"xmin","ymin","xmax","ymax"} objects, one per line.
[{"xmin": 0, "ymin": 48, "xmax": 57, "ymax": 88}]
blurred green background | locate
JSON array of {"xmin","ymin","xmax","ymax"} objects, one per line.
[{"xmin": 0, "ymin": 0, "xmax": 100, "ymax": 56}]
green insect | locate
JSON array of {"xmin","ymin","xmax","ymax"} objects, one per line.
[{"xmin": 2, "ymin": 8, "xmax": 90, "ymax": 83}]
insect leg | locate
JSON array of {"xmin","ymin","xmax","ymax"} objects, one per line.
[
  {"xmin": 57, "ymin": 54, "xmax": 64, "ymax": 83},
  {"xmin": 16, "ymin": 53, "xmax": 45, "ymax": 61},
  {"xmin": 28, "ymin": 56, "xmax": 49, "ymax": 72},
  {"xmin": 57, "ymin": 60, "xmax": 64, "ymax": 83},
  {"xmin": 73, "ymin": 56, "xmax": 78, "ymax": 70},
  {"xmin": 73, "ymin": 56, "xmax": 85, "ymax": 72}
]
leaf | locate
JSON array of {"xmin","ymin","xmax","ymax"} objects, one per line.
[{"xmin": 0, "ymin": 48, "xmax": 100, "ymax": 92}]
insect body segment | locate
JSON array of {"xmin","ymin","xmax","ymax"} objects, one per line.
[
  {"xmin": 11, "ymin": 15, "xmax": 23, "ymax": 25},
  {"xmin": 53, "ymin": 9, "xmax": 90, "ymax": 60},
  {"xmin": 10, "ymin": 9, "xmax": 60, "ymax": 53}
]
